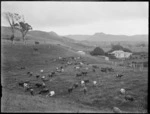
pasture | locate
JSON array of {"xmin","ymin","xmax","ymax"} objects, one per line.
[{"xmin": 1, "ymin": 40, "xmax": 148, "ymax": 113}]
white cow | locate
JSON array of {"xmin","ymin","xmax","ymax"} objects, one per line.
[
  {"xmin": 81, "ymin": 80, "xmax": 85, "ymax": 86},
  {"xmin": 113, "ymin": 107, "xmax": 122, "ymax": 113},
  {"xmin": 40, "ymin": 69, "xmax": 44, "ymax": 73},
  {"xmin": 120, "ymin": 88, "xmax": 126, "ymax": 94},
  {"xmin": 75, "ymin": 66, "xmax": 80, "ymax": 70},
  {"xmin": 93, "ymin": 81, "xmax": 97, "ymax": 86},
  {"xmin": 46, "ymin": 91, "xmax": 55, "ymax": 97}
]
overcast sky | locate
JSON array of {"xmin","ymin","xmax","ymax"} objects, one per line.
[{"xmin": 1, "ymin": 2, "xmax": 148, "ymax": 35}]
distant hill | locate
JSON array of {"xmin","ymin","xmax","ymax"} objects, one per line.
[
  {"xmin": 1, "ymin": 26, "xmax": 93, "ymax": 51},
  {"xmin": 1, "ymin": 26, "xmax": 75, "ymax": 43},
  {"xmin": 65, "ymin": 34, "xmax": 91, "ymax": 41},
  {"xmin": 65, "ymin": 32, "xmax": 148, "ymax": 42}
]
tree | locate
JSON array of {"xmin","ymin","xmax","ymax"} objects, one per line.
[
  {"xmin": 14, "ymin": 14, "xmax": 32, "ymax": 44},
  {"xmin": 3, "ymin": 12, "xmax": 17, "ymax": 44},
  {"xmin": 108, "ymin": 44, "xmax": 132, "ymax": 53},
  {"xmin": 90, "ymin": 47, "xmax": 105, "ymax": 56}
]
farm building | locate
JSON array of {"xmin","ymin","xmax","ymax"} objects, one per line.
[
  {"xmin": 110, "ymin": 50, "xmax": 132, "ymax": 59},
  {"xmin": 77, "ymin": 51, "xmax": 86, "ymax": 55},
  {"xmin": 100, "ymin": 56, "xmax": 109, "ymax": 61}
]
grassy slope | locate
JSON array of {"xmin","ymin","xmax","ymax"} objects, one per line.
[{"xmin": 1, "ymin": 40, "xmax": 148, "ymax": 113}]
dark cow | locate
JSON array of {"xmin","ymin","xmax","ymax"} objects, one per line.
[
  {"xmin": 27, "ymin": 71, "xmax": 33, "ymax": 76},
  {"xmin": 116, "ymin": 74, "xmax": 124, "ymax": 78},
  {"xmin": 35, "ymin": 83, "xmax": 43, "ymax": 88},
  {"xmin": 76, "ymin": 73, "xmax": 82, "ymax": 77},
  {"xmin": 68, "ymin": 87, "xmax": 73, "ymax": 94},
  {"xmin": 18, "ymin": 82, "xmax": 24, "ymax": 87},
  {"xmin": 101, "ymin": 68, "xmax": 107, "ymax": 72},
  {"xmin": 33, "ymin": 48, "xmax": 38, "ymax": 51},
  {"xmin": 73, "ymin": 83, "xmax": 79, "ymax": 89},
  {"xmin": 29, "ymin": 88, "xmax": 34, "ymax": 96},
  {"xmin": 20, "ymin": 67, "xmax": 25, "ymax": 70},
  {"xmin": 93, "ymin": 69, "xmax": 96, "ymax": 72},
  {"xmin": 35, "ymin": 41, "xmax": 39, "ymax": 44},
  {"xmin": 36, "ymin": 75, "xmax": 40, "ymax": 78},
  {"xmin": 84, "ymin": 79, "xmax": 90, "ymax": 84},
  {"xmin": 92, "ymin": 65, "xmax": 99, "ymax": 69},
  {"xmin": 82, "ymin": 71, "xmax": 87, "ymax": 76},
  {"xmin": 83, "ymin": 87, "xmax": 87, "ymax": 94},
  {"xmin": 39, "ymin": 88, "xmax": 49, "ymax": 94},
  {"xmin": 51, "ymin": 71, "xmax": 55, "ymax": 75},
  {"xmin": 125, "ymin": 95, "xmax": 134, "ymax": 101}
]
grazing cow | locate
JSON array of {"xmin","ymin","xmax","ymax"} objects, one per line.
[
  {"xmin": 93, "ymin": 69, "xmax": 96, "ymax": 72},
  {"xmin": 41, "ymin": 76, "xmax": 46, "ymax": 81},
  {"xmin": 85, "ymin": 67, "xmax": 89, "ymax": 70},
  {"xmin": 30, "ymin": 88, "xmax": 34, "ymax": 96},
  {"xmin": 20, "ymin": 67, "xmax": 25, "ymax": 70},
  {"xmin": 113, "ymin": 107, "xmax": 122, "ymax": 113},
  {"xmin": 46, "ymin": 91, "xmax": 55, "ymax": 97},
  {"xmin": 83, "ymin": 86, "xmax": 87, "ymax": 94},
  {"xmin": 42, "ymin": 82, "xmax": 46, "ymax": 88},
  {"xmin": 82, "ymin": 71, "xmax": 87, "ymax": 76},
  {"xmin": 73, "ymin": 83, "xmax": 79, "ymax": 89},
  {"xmin": 27, "ymin": 72, "xmax": 30, "ymax": 75},
  {"xmin": 120, "ymin": 88, "xmax": 126, "ymax": 94},
  {"xmin": 35, "ymin": 41, "xmax": 39, "ymax": 44},
  {"xmin": 35, "ymin": 83, "xmax": 42, "ymax": 88},
  {"xmin": 48, "ymin": 73, "xmax": 52, "ymax": 77},
  {"xmin": 75, "ymin": 66, "xmax": 80, "ymax": 70},
  {"xmin": 68, "ymin": 87, "xmax": 73, "ymax": 94},
  {"xmin": 23, "ymin": 83, "xmax": 31, "ymax": 91},
  {"xmin": 81, "ymin": 80, "xmax": 85, "ymax": 86},
  {"xmin": 92, "ymin": 65, "xmax": 99, "ymax": 69},
  {"xmin": 76, "ymin": 73, "xmax": 82, "ymax": 77},
  {"xmin": 59, "ymin": 57, "xmax": 62, "ymax": 60},
  {"xmin": 79, "ymin": 62, "xmax": 84, "ymax": 65},
  {"xmin": 34, "ymin": 48, "xmax": 38, "ymax": 51},
  {"xmin": 109, "ymin": 68, "xmax": 114, "ymax": 72},
  {"xmin": 61, "ymin": 69, "xmax": 64, "ymax": 72},
  {"xmin": 51, "ymin": 71, "xmax": 55, "ymax": 75},
  {"xmin": 39, "ymin": 88, "xmax": 49, "ymax": 94},
  {"xmin": 125, "ymin": 95, "xmax": 134, "ymax": 101},
  {"xmin": 40, "ymin": 69, "xmax": 44, "ymax": 73},
  {"xmin": 36, "ymin": 74, "xmax": 40, "ymax": 78},
  {"xmin": 27, "ymin": 71, "xmax": 33, "ymax": 76},
  {"xmin": 84, "ymin": 79, "xmax": 90, "ymax": 84},
  {"xmin": 19, "ymin": 82, "xmax": 25, "ymax": 87},
  {"xmin": 101, "ymin": 68, "xmax": 107, "ymax": 72},
  {"xmin": 93, "ymin": 81, "xmax": 97, "ymax": 86},
  {"xmin": 116, "ymin": 74, "xmax": 124, "ymax": 78}
]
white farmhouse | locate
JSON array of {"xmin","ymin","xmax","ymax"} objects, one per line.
[
  {"xmin": 77, "ymin": 51, "xmax": 85, "ymax": 55},
  {"xmin": 110, "ymin": 50, "xmax": 132, "ymax": 59}
]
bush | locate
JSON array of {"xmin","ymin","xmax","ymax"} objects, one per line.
[
  {"xmin": 90, "ymin": 47, "xmax": 105, "ymax": 56},
  {"xmin": 108, "ymin": 44, "xmax": 132, "ymax": 53}
]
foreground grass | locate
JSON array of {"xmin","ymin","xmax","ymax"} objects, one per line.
[{"xmin": 1, "ymin": 43, "xmax": 148, "ymax": 113}]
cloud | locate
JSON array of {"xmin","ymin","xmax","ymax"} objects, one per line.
[{"xmin": 1, "ymin": 2, "xmax": 148, "ymax": 35}]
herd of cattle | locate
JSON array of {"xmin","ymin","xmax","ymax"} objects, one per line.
[{"xmin": 18, "ymin": 56, "xmax": 135, "ymax": 113}]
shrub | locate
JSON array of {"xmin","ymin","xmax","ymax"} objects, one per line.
[
  {"xmin": 90, "ymin": 47, "xmax": 105, "ymax": 56},
  {"xmin": 108, "ymin": 44, "xmax": 132, "ymax": 53}
]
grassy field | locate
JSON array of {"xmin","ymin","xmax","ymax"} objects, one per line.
[{"xmin": 1, "ymin": 40, "xmax": 148, "ymax": 113}]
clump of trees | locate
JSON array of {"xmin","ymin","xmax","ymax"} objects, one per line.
[
  {"xmin": 108, "ymin": 44, "xmax": 132, "ymax": 53},
  {"xmin": 90, "ymin": 47, "xmax": 105, "ymax": 56},
  {"xmin": 3, "ymin": 12, "xmax": 32, "ymax": 44}
]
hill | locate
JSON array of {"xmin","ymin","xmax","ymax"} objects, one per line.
[
  {"xmin": 1, "ymin": 26, "xmax": 94, "ymax": 51},
  {"xmin": 65, "ymin": 32, "xmax": 148, "ymax": 42}
]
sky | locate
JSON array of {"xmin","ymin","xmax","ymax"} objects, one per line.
[{"xmin": 1, "ymin": 2, "xmax": 148, "ymax": 36}]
